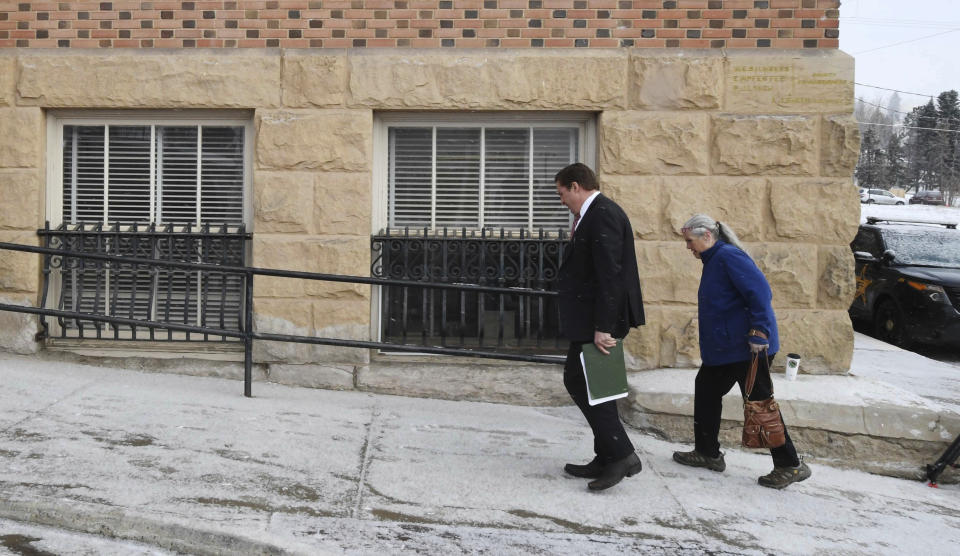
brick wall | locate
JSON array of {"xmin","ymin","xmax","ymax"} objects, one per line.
[{"xmin": 0, "ymin": 1, "xmax": 839, "ymax": 49}]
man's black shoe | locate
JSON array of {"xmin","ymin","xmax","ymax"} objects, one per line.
[
  {"xmin": 564, "ymin": 456, "xmax": 604, "ymax": 478},
  {"xmin": 587, "ymin": 452, "xmax": 642, "ymax": 491}
]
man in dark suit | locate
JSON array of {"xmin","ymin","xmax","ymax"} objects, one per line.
[{"xmin": 554, "ymin": 163, "xmax": 645, "ymax": 491}]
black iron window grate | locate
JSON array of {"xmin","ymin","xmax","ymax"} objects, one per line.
[
  {"xmin": 38, "ymin": 221, "xmax": 250, "ymax": 341},
  {"xmin": 371, "ymin": 227, "xmax": 568, "ymax": 354}
]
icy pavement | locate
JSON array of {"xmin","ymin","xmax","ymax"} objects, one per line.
[
  {"xmin": 0, "ymin": 518, "xmax": 174, "ymax": 556},
  {"xmin": 1, "ymin": 352, "xmax": 958, "ymax": 555}
]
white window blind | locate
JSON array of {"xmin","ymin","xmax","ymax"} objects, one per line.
[
  {"xmin": 56, "ymin": 121, "xmax": 247, "ymax": 340},
  {"xmin": 61, "ymin": 124, "xmax": 245, "ymax": 225},
  {"xmin": 388, "ymin": 124, "xmax": 579, "ymax": 231}
]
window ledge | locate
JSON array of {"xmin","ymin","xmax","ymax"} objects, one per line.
[{"xmin": 43, "ymin": 339, "xmax": 243, "ymax": 362}]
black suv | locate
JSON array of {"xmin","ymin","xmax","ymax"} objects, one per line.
[
  {"xmin": 849, "ymin": 217, "xmax": 960, "ymax": 348},
  {"xmin": 909, "ymin": 190, "xmax": 946, "ymax": 205}
]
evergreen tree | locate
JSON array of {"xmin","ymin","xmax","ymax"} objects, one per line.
[
  {"xmin": 854, "ymin": 94, "xmax": 902, "ymax": 187},
  {"xmin": 935, "ymin": 90, "xmax": 960, "ymax": 202},
  {"xmin": 855, "ymin": 129, "xmax": 883, "ymax": 188},
  {"xmin": 884, "ymin": 132, "xmax": 907, "ymax": 189},
  {"xmin": 904, "ymin": 100, "xmax": 940, "ymax": 189}
]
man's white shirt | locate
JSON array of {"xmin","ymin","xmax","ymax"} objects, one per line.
[{"xmin": 575, "ymin": 191, "xmax": 601, "ymax": 232}]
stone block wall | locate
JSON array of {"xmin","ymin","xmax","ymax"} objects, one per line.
[
  {"xmin": 1, "ymin": 1, "xmax": 841, "ymax": 50},
  {"xmin": 0, "ymin": 47, "xmax": 858, "ymax": 381},
  {"xmin": 0, "ymin": 60, "xmax": 42, "ymax": 354}
]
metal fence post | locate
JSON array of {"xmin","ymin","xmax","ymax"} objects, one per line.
[{"xmin": 244, "ymin": 269, "xmax": 254, "ymax": 398}]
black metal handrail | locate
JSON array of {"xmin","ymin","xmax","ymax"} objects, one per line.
[{"xmin": 0, "ymin": 240, "xmax": 564, "ymax": 398}]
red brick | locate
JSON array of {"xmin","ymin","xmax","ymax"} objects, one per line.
[
  {"xmin": 774, "ymin": 38, "xmax": 804, "ymax": 48},
  {"xmin": 658, "ymin": 29, "xmax": 684, "ymax": 39},
  {"xmin": 794, "ymin": 28, "xmax": 823, "ymax": 38},
  {"xmin": 5, "ymin": 3, "xmax": 838, "ymax": 50},
  {"xmin": 702, "ymin": 10, "xmax": 732, "ymax": 18},
  {"xmin": 364, "ymin": 38, "xmax": 396, "ymax": 46},
  {"xmin": 747, "ymin": 28, "xmax": 777, "ymax": 38},
  {"xmin": 407, "ymin": 38, "xmax": 440, "ymax": 47},
  {"xmin": 703, "ymin": 28, "xmax": 729, "ymax": 38},
  {"xmin": 772, "ymin": 18, "xmax": 801, "ymax": 28},
  {"xmin": 454, "ymin": 38, "xmax": 485, "ymax": 47}
]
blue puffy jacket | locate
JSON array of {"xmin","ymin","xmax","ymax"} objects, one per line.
[{"xmin": 697, "ymin": 240, "xmax": 779, "ymax": 365}]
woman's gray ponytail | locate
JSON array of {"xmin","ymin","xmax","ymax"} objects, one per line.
[{"xmin": 681, "ymin": 214, "xmax": 747, "ymax": 253}]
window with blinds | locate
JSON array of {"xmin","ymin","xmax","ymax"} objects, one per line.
[
  {"xmin": 54, "ymin": 120, "xmax": 248, "ymax": 341},
  {"xmin": 387, "ymin": 124, "xmax": 580, "ymax": 231},
  {"xmin": 373, "ymin": 114, "xmax": 593, "ymax": 354},
  {"xmin": 61, "ymin": 124, "xmax": 245, "ymax": 226}
]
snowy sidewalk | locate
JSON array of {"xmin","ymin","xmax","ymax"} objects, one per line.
[
  {"xmin": 2, "ymin": 352, "xmax": 959, "ymax": 555},
  {"xmin": 624, "ymin": 332, "xmax": 960, "ymax": 479}
]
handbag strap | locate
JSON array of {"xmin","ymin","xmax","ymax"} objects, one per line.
[{"xmin": 743, "ymin": 349, "xmax": 771, "ymax": 401}]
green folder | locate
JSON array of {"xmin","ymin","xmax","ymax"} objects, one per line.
[{"xmin": 579, "ymin": 340, "xmax": 629, "ymax": 406}]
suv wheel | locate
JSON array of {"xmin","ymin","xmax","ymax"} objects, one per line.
[
  {"xmin": 896, "ymin": 201, "xmax": 904, "ymax": 205},
  {"xmin": 874, "ymin": 299, "xmax": 909, "ymax": 348},
  {"xmin": 866, "ymin": 199, "xmax": 875, "ymax": 204}
]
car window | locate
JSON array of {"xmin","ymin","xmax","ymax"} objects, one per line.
[
  {"xmin": 882, "ymin": 191, "xmax": 893, "ymax": 197},
  {"xmin": 880, "ymin": 229, "xmax": 960, "ymax": 268},
  {"xmin": 851, "ymin": 228, "xmax": 881, "ymax": 257}
]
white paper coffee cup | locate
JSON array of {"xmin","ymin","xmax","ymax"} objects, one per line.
[{"xmin": 785, "ymin": 353, "xmax": 800, "ymax": 381}]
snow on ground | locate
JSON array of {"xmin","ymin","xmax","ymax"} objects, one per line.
[
  {"xmin": 860, "ymin": 201, "xmax": 960, "ymax": 226},
  {"xmin": 2, "ymin": 350, "xmax": 959, "ymax": 555},
  {"xmin": 0, "ymin": 518, "xmax": 174, "ymax": 556}
]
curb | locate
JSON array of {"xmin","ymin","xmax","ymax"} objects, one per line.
[{"xmin": 0, "ymin": 496, "xmax": 310, "ymax": 556}]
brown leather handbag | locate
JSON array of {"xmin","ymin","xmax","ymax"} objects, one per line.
[{"xmin": 742, "ymin": 350, "xmax": 787, "ymax": 449}]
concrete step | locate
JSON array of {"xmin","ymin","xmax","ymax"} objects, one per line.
[{"xmin": 623, "ymin": 368, "xmax": 960, "ymax": 481}]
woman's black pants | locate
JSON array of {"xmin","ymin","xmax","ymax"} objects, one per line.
[
  {"xmin": 694, "ymin": 355, "xmax": 800, "ymax": 468},
  {"xmin": 564, "ymin": 341, "xmax": 635, "ymax": 463}
]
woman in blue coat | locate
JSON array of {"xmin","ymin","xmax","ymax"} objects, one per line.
[{"xmin": 673, "ymin": 214, "xmax": 811, "ymax": 489}]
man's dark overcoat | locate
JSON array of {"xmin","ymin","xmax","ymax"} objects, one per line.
[{"xmin": 557, "ymin": 193, "xmax": 644, "ymax": 341}]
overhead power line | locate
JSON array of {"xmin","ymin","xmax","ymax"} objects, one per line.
[
  {"xmin": 855, "ymin": 82, "xmax": 943, "ymax": 98},
  {"xmin": 851, "ymin": 28, "xmax": 960, "ymax": 55},
  {"xmin": 841, "ymin": 16, "xmax": 960, "ymax": 25},
  {"xmin": 856, "ymin": 97, "xmax": 960, "ymax": 126},
  {"xmin": 857, "ymin": 97, "xmax": 910, "ymax": 117},
  {"xmin": 841, "ymin": 17, "xmax": 960, "ymax": 30},
  {"xmin": 858, "ymin": 121, "xmax": 960, "ymax": 135}
]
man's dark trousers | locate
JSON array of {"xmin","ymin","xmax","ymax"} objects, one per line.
[
  {"xmin": 693, "ymin": 355, "xmax": 800, "ymax": 468},
  {"xmin": 564, "ymin": 340, "xmax": 635, "ymax": 463}
]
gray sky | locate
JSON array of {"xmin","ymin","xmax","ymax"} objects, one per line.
[{"xmin": 840, "ymin": 0, "xmax": 960, "ymax": 114}]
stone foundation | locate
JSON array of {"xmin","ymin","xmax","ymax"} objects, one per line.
[{"xmin": 0, "ymin": 48, "xmax": 859, "ymax": 375}]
